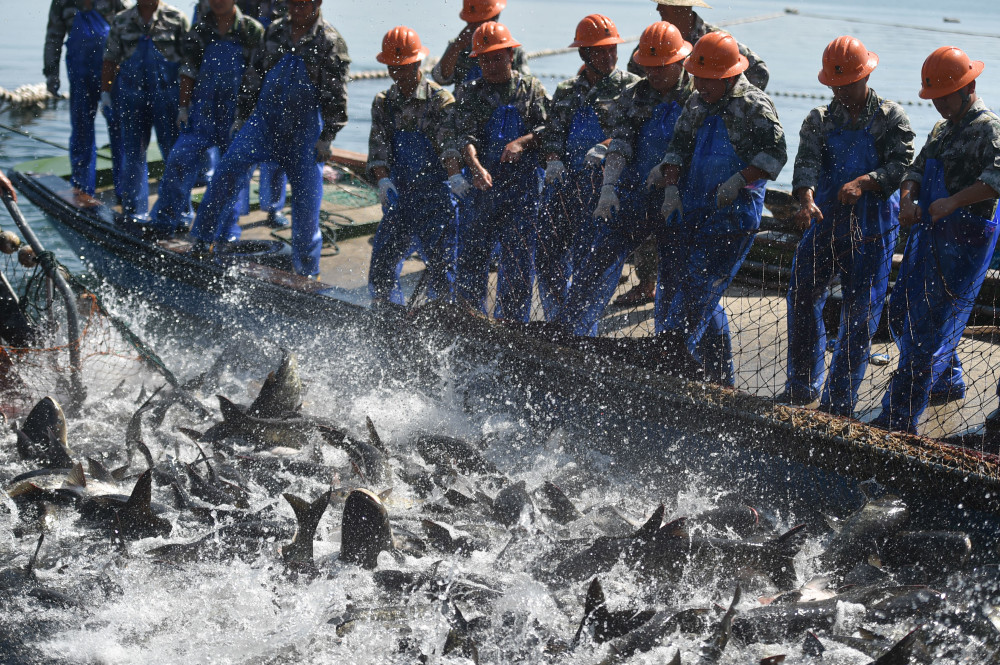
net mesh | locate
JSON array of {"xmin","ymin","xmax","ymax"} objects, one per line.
[
  {"xmin": 0, "ymin": 250, "xmax": 168, "ymax": 420},
  {"xmin": 405, "ymin": 176, "xmax": 1000, "ymax": 456}
]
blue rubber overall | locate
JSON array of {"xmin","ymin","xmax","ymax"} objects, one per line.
[
  {"xmin": 536, "ymin": 105, "xmax": 605, "ymax": 320},
  {"xmin": 65, "ymin": 10, "xmax": 117, "ymax": 195},
  {"xmin": 192, "ymin": 54, "xmax": 324, "ymax": 276},
  {"xmin": 368, "ymin": 130, "xmax": 457, "ymax": 304},
  {"xmin": 877, "ymin": 154, "xmax": 1000, "ymax": 432},
  {"xmin": 258, "ymin": 162, "xmax": 287, "ymax": 215},
  {"xmin": 114, "ymin": 35, "xmax": 181, "ymax": 216},
  {"xmin": 559, "ymin": 100, "xmax": 682, "ymax": 335},
  {"xmin": 454, "ymin": 105, "xmax": 540, "ymax": 321},
  {"xmin": 659, "ymin": 115, "xmax": 765, "ymax": 384},
  {"xmin": 785, "ymin": 117, "xmax": 899, "ymax": 414},
  {"xmin": 151, "ymin": 39, "xmax": 249, "ymax": 235}
]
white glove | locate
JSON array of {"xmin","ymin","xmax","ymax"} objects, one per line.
[
  {"xmin": 594, "ymin": 184, "xmax": 619, "ymax": 220},
  {"xmin": 100, "ymin": 91, "xmax": 113, "ymax": 116},
  {"xmin": 544, "ymin": 160, "xmax": 566, "ymax": 186},
  {"xmin": 584, "ymin": 143, "xmax": 608, "ymax": 167},
  {"xmin": 646, "ymin": 164, "xmax": 665, "ymax": 190},
  {"xmin": 176, "ymin": 106, "xmax": 190, "ymax": 131},
  {"xmin": 716, "ymin": 172, "xmax": 747, "ymax": 208},
  {"xmin": 377, "ymin": 177, "xmax": 398, "ymax": 207},
  {"xmin": 46, "ymin": 75, "xmax": 60, "ymax": 97},
  {"xmin": 448, "ymin": 173, "xmax": 472, "ymax": 199},
  {"xmin": 662, "ymin": 185, "xmax": 682, "ymax": 220},
  {"xmin": 315, "ymin": 139, "xmax": 333, "ymax": 162}
]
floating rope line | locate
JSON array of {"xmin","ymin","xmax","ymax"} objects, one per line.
[
  {"xmin": 0, "ymin": 83, "xmax": 64, "ymax": 111},
  {"xmin": 783, "ymin": 7, "xmax": 1000, "ymax": 40}
]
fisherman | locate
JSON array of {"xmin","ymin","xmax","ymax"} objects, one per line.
[
  {"xmin": 447, "ymin": 22, "xmax": 548, "ymax": 321},
  {"xmin": 367, "ymin": 27, "xmax": 456, "ymax": 305},
  {"xmin": 620, "ymin": 0, "xmax": 771, "ymax": 308},
  {"xmin": 44, "ymin": 0, "xmax": 129, "ymax": 196},
  {"xmin": 432, "ymin": 0, "xmax": 529, "ymax": 88},
  {"xmin": 653, "ymin": 32, "xmax": 786, "ymax": 385},
  {"xmin": 148, "ymin": 0, "xmax": 264, "ymax": 236},
  {"xmin": 189, "ymin": 0, "xmax": 350, "ymax": 278},
  {"xmin": 558, "ymin": 21, "xmax": 694, "ymax": 337},
  {"xmin": 873, "ymin": 47, "xmax": 1000, "ymax": 434},
  {"xmin": 237, "ymin": 0, "xmax": 289, "ymax": 228},
  {"xmin": 534, "ymin": 14, "xmax": 638, "ymax": 326},
  {"xmin": 100, "ymin": 0, "xmax": 190, "ymax": 219},
  {"xmin": 782, "ymin": 37, "xmax": 915, "ymax": 415}
]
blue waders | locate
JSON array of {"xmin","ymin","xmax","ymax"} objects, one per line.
[
  {"xmin": 192, "ymin": 54, "xmax": 324, "ymax": 276},
  {"xmin": 151, "ymin": 39, "xmax": 249, "ymax": 235},
  {"xmin": 114, "ymin": 36, "xmax": 181, "ymax": 216},
  {"xmin": 877, "ymin": 154, "xmax": 1000, "ymax": 432},
  {"xmin": 560, "ymin": 100, "xmax": 682, "ymax": 336},
  {"xmin": 659, "ymin": 115, "xmax": 765, "ymax": 385},
  {"xmin": 785, "ymin": 117, "xmax": 899, "ymax": 414},
  {"xmin": 536, "ymin": 105, "xmax": 605, "ymax": 320},
  {"xmin": 454, "ymin": 105, "xmax": 540, "ymax": 321},
  {"xmin": 258, "ymin": 162, "xmax": 287, "ymax": 218},
  {"xmin": 65, "ymin": 10, "xmax": 118, "ymax": 195},
  {"xmin": 368, "ymin": 130, "xmax": 457, "ymax": 304}
]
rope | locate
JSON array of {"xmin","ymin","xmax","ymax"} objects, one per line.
[{"xmin": 783, "ymin": 8, "xmax": 1000, "ymax": 40}]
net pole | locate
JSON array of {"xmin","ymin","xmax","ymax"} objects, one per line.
[{"xmin": 0, "ymin": 190, "xmax": 86, "ymax": 413}]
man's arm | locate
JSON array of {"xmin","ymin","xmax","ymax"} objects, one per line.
[
  {"xmin": 43, "ymin": 1, "xmax": 68, "ymax": 83},
  {"xmin": 318, "ymin": 31, "xmax": 351, "ymax": 143}
]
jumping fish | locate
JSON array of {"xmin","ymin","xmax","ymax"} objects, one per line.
[
  {"xmin": 340, "ymin": 489, "xmax": 393, "ymax": 569},
  {"xmin": 16, "ymin": 396, "xmax": 72, "ymax": 468}
]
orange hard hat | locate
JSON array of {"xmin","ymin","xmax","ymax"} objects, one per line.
[
  {"xmin": 460, "ymin": 0, "xmax": 506, "ymax": 23},
  {"xmin": 469, "ymin": 22, "xmax": 522, "ymax": 58},
  {"xmin": 817, "ymin": 36, "xmax": 878, "ymax": 86},
  {"xmin": 919, "ymin": 46, "xmax": 984, "ymax": 100},
  {"xmin": 632, "ymin": 21, "xmax": 692, "ymax": 67},
  {"xmin": 569, "ymin": 14, "xmax": 625, "ymax": 48},
  {"xmin": 376, "ymin": 26, "xmax": 429, "ymax": 67},
  {"xmin": 683, "ymin": 31, "xmax": 748, "ymax": 79}
]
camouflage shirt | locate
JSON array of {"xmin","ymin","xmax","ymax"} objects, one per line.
[
  {"xmin": 627, "ymin": 12, "xmax": 769, "ymax": 91},
  {"xmin": 45, "ymin": 0, "xmax": 131, "ymax": 78},
  {"xmin": 792, "ymin": 89, "xmax": 915, "ymax": 199},
  {"xmin": 661, "ymin": 73, "xmax": 787, "ymax": 181},
  {"xmin": 431, "ymin": 42, "xmax": 529, "ymax": 88},
  {"xmin": 449, "ymin": 72, "xmax": 549, "ymax": 159},
  {"xmin": 903, "ymin": 98, "xmax": 1000, "ymax": 219},
  {"xmin": 180, "ymin": 7, "xmax": 264, "ymax": 80},
  {"xmin": 104, "ymin": 2, "xmax": 191, "ymax": 65},
  {"xmin": 607, "ymin": 75, "xmax": 693, "ymax": 161},
  {"xmin": 236, "ymin": 0, "xmax": 286, "ymax": 24},
  {"xmin": 540, "ymin": 68, "xmax": 640, "ymax": 159},
  {"xmin": 238, "ymin": 13, "xmax": 351, "ymax": 143},
  {"xmin": 367, "ymin": 76, "xmax": 456, "ymax": 178}
]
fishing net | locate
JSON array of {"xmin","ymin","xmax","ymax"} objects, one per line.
[{"xmin": 0, "ymin": 247, "xmax": 173, "ymax": 420}]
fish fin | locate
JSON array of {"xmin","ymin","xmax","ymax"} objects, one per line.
[
  {"xmin": 635, "ymin": 504, "xmax": 665, "ymax": 538},
  {"xmin": 177, "ymin": 427, "xmax": 206, "ymax": 443},
  {"xmin": 777, "ymin": 523, "xmax": 808, "ymax": 546},
  {"xmin": 281, "ymin": 490, "xmax": 330, "ymax": 566},
  {"xmin": 378, "ymin": 488, "xmax": 393, "ymax": 501},
  {"xmin": 803, "ymin": 632, "xmax": 825, "ymax": 657},
  {"xmin": 702, "ymin": 585, "xmax": 741, "ymax": 662},
  {"xmin": 124, "ymin": 469, "xmax": 153, "ymax": 513},
  {"xmin": 763, "ymin": 524, "xmax": 808, "ymax": 586},
  {"xmin": 857, "ymin": 627, "xmax": 881, "ymax": 641},
  {"xmin": 871, "ymin": 628, "xmax": 921, "ymax": 665},
  {"xmin": 64, "ymin": 462, "xmax": 86, "ymax": 489},
  {"xmin": 823, "ymin": 513, "xmax": 843, "ymax": 533},
  {"xmin": 659, "ymin": 517, "xmax": 688, "ymax": 539},
  {"xmin": 667, "ymin": 650, "xmax": 681, "ymax": 665},
  {"xmin": 25, "ymin": 533, "xmax": 45, "ymax": 577},
  {"xmin": 217, "ymin": 395, "xmax": 246, "ymax": 423},
  {"xmin": 366, "ymin": 416, "xmax": 388, "ymax": 454},
  {"xmin": 573, "ymin": 577, "xmax": 608, "ymax": 646},
  {"xmin": 126, "ymin": 407, "xmax": 155, "ymax": 470},
  {"xmin": 87, "ymin": 457, "xmax": 115, "ymax": 484},
  {"xmin": 111, "ymin": 464, "xmax": 130, "ymax": 482}
]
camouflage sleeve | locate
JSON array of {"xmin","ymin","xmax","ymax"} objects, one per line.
[
  {"xmin": 434, "ymin": 88, "xmax": 457, "ymax": 160},
  {"xmin": 902, "ymin": 125, "xmax": 937, "ymax": 185},
  {"xmin": 512, "ymin": 46, "xmax": 530, "ymax": 77},
  {"xmin": 607, "ymin": 88, "xmax": 638, "ymax": 160},
  {"xmin": 976, "ymin": 119, "xmax": 1000, "ymax": 196},
  {"xmin": 526, "ymin": 76, "xmax": 549, "ymax": 136},
  {"xmin": 178, "ymin": 27, "xmax": 205, "ymax": 80},
  {"xmin": 791, "ymin": 107, "xmax": 824, "ymax": 194},
  {"xmin": 742, "ymin": 91, "xmax": 786, "ymax": 180},
  {"xmin": 431, "ymin": 39, "xmax": 459, "ymax": 86},
  {"xmin": 103, "ymin": 14, "xmax": 125, "ymax": 63},
  {"xmin": 870, "ymin": 101, "xmax": 915, "ymax": 197},
  {"xmin": 318, "ymin": 29, "xmax": 350, "ymax": 143},
  {"xmin": 661, "ymin": 97, "xmax": 702, "ymax": 169},
  {"xmin": 44, "ymin": 0, "xmax": 68, "ymax": 78},
  {"xmin": 449, "ymin": 80, "xmax": 480, "ymax": 154},
  {"xmin": 626, "ymin": 45, "xmax": 643, "ymax": 77},
  {"xmin": 741, "ymin": 43, "xmax": 769, "ymax": 91},
  {"xmin": 540, "ymin": 80, "xmax": 575, "ymax": 158},
  {"xmin": 367, "ymin": 93, "xmax": 392, "ymax": 176}
]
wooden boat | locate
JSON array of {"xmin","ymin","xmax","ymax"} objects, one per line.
[{"xmin": 11, "ymin": 149, "xmax": 1000, "ymax": 546}]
